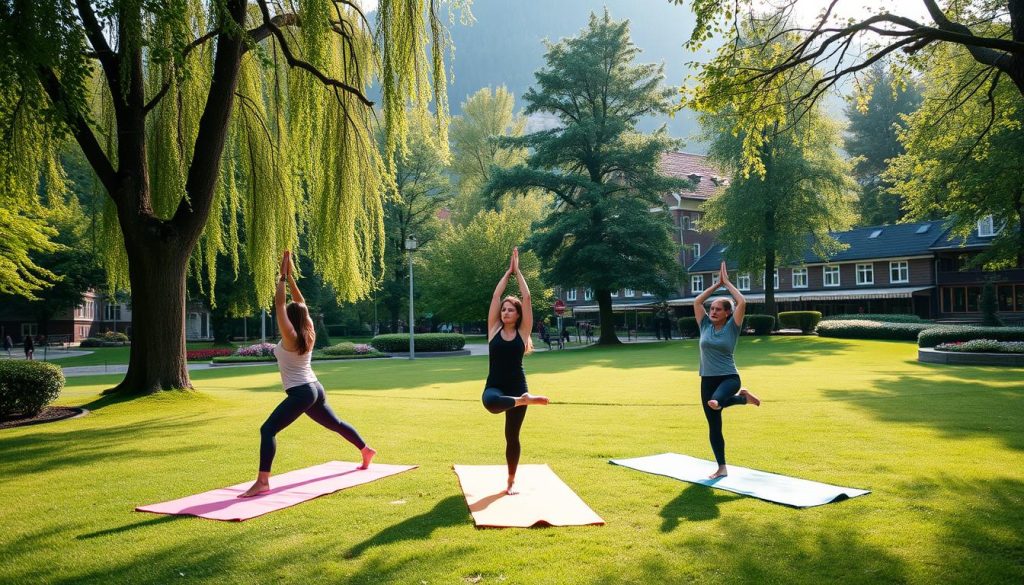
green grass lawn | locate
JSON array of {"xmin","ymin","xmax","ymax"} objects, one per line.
[{"xmin": 3, "ymin": 337, "xmax": 1022, "ymax": 584}]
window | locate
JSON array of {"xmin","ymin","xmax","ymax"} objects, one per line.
[
  {"xmin": 856, "ymin": 263, "xmax": 874, "ymax": 285},
  {"xmin": 584, "ymin": 288, "xmax": 593, "ymax": 301},
  {"xmin": 679, "ymin": 216, "xmax": 691, "ymax": 231},
  {"xmin": 21, "ymin": 323, "xmax": 38, "ymax": 338},
  {"xmin": 978, "ymin": 215, "xmax": 998, "ymax": 237},
  {"xmin": 763, "ymin": 269, "xmax": 779, "ymax": 289},
  {"xmin": 824, "ymin": 265, "xmax": 840, "ymax": 287},
  {"xmin": 712, "ymin": 272, "xmax": 720, "ymax": 286},
  {"xmin": 642, "ymin": 291, "xmax": 654, "ymax": 297},
  {"xmin": 610, "ymin": 289, "xmax": 619, "ymax": 297},
  {"xmin": 566, "ymin": 289, "xmax": 577, "ymax": 302},
  {"xmin": 691, "ymin": 275, "xmax": 704, "ymax": 293},
  {"xmin": 692, "ymin": 243, "xmax": 701, "ymax": 259},
  {"xmin": 889, "ymin": 261, "xmax": 909, "ymax": 284},
  {"xmin": 105, "ymin": 304, "xmax": 122, "ymax": 321},
  {"xmin": 737, "ymin": 273, "xmax": 751, "ymax": 291},
  {"xmin": 792, "ymin": 267, "xmax": 808, "ymax": 288},
  {"xmin": 623, "ymin": 288, "xmax": 635, "ymax": 297}
]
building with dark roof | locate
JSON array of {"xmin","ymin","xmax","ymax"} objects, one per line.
[{"xmin": 558, "ymin": 152, "xmax": 1023, "ymax": 325}]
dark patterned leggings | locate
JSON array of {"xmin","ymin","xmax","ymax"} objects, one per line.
[
  {"xmin": 700, "ymin": 374, "xmax": 746, "ymax": 465},
  {"xmin": 259, "ymin": 381, "xmax": 365, "ymax": 472}
]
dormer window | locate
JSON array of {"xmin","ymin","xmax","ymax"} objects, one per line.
[
  {"xmin": 687, "ymin": 173, "xmax": 702, "ymax": 183},
  {"xmin": 978, "ymin": 215, "xmax": 999, "ymax": 237}
]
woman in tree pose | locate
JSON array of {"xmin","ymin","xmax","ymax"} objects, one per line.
[
  {"xmin": 240, "ymin": 251, "xmax": 375, "ymax": 498},
  {"xmin": 481, "ymin": 248, "xmax": 549, "ymax": 495},
  {"xmin": 692, "ymin": 260, "xmax": 761, "ymax": 479}
]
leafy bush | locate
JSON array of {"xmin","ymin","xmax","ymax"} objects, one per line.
[
  {"xmin": 186, "ymin": 348, "xmax": 234, "ymax": 361},
  {"xmin": 79, "ymin": 337, "xmax": 126, "ymax": 347},
  {"xmin": 918, "ymin": 326, "xmax": 1024, "ymax": 348},
  {"xmin": 0, "ymin": 361, "xmax": 65, "ymax": 418},
  {"xmin": 235, "ymin": 342, "xmax": 276, "ymax": 357},
  {"xmin": 322, "ymin": 342, "xmax": 380, "ymax": 356},
  {"xmin": 370, "ymin": 333, "xmax": 466, "ymax": 352},
  {"xmin": 677, "ymin": 317, "xmax": 699, "ymax": 337},
  {"xmin": 817, "ymin": 320, "xmax": 933, "ymax": 340},
  {"xmin": 778, "ymin": 311, "xmax": 822, "ymax": 333},
  {"xmin": 934, "ymin": 339, "xmax": 1024, "ymax": 353},
  {"xmin": 823, "ymin": 313, "xmax": 927, "ymax": 323},
  {"xmin": 100, "ymin": 331, "xmax": 129, "ymax": 342},
  {"xmin": 744, "ymin": 315, "xmax": 775, "ymax": 335}
]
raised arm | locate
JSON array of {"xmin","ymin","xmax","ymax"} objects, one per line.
[
  {"xmin": 718, "ymin": 260, "xmax": 746, "ymax": 327},
  {"xmin": 275, "ymin": 251, "xmax": 298, "ymax": 346},
  {"xmin": 511, "ymin": 248, "xmax": 533, "ymax": 336},
  {"xmin": 488, "ymin": 253, "xmax": 514, "ymax": 339}
]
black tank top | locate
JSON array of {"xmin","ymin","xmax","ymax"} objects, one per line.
[{"xmin": 486, "ymin": 330, "xmax": 526, "ymax": 391}]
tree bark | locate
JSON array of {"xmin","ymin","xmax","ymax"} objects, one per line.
[
  {"xmin": 105, "ymin": 227, "xmax": 193, "ymax": 394},
  {"xmin": 595, "ymin": 289, "xmax": 621, "ymax": 345}
]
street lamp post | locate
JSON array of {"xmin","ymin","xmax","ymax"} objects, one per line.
[{"xmin": 405, "ymin": 235, "xmax": 418, "ymax": 359}]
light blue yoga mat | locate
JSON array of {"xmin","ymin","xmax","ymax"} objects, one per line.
[{"xmin": 610, "ymin": 453, "xmax": 869, "ymax": 508}]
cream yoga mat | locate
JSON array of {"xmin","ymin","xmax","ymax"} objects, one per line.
[{"xmin": 453, "ymin": 464, "xmax": 604, "ymax": 527}]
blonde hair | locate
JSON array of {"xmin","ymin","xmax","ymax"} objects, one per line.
[{"xmin": 502, "ymin": 296, "xmax": 534, "ymax": 355}]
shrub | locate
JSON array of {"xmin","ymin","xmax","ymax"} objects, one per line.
[
  {"xmin": 744, "ymin": 315, "xmax": 775, "ymax": 335},
  {"xmin": 186, "ymin": 348, "xmax": 234, "ymax": 361},
  {"xmin": 0, "ymin": 361, "xmax": 65, "ymax": 418},
  {"xmin": 778, "ymin": 311, "xmax": 822, "ymax": 333},
  {"xmin": 314, "ymin": 319, "xmax": 331, "ymax": 349},
  {"xmin": 934, "ymin": 339, "xmax": 1024, "ymax": 353},
  {"xmin": 816, "ymin": 320, "xmax": 933, "ymax": 341},
  {"xmin": 321, "ymin": 342, "xmax": 379, "ymax": 356},
  {"xmin": 79, "ymin": 337, "xmax": 125, "ymax": 347},
  {"xmin": 980, "ymin": 281, "xmax": 1003, "ymax": 327},
  {"xmin": 100, "ymin": 331, "xmax": 129, "ymax": 343},
  {"xmin": 235, "ymin": 342, "xmax": 277, "ymax": 357},
  {"xmin": 370, "ymin": 333, "xmax": 466, "ymax": 353},
  {"xmin": 677, "ymin": 317, "xmax": 699, "ymax": 337},
  {"xmin": 823, "ymin": 313, "xmax": 927, "ymax": 323},
  {"xmin": 917, "ymin": 326, "xmax": 1024, "ymax": 348}
]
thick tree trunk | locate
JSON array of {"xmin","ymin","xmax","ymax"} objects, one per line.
[
  {"xmin": 595, "ymin": 289, "xmax": 621, "ymax": 345},
  {"xmin": 105, "ymin": 235, "xmax": 193, "ymax": 395}
]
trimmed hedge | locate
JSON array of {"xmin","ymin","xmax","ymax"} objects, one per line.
[
  {"xmin": 935, "ymin": 339, "xmax": 1024, "ymax": 353},
  {"xmin": 823, "ymin": 313, "xmax": 927, "ymax": 323},
  {"xmin": 778, "ymin": 311, "xmax": 822, "ymax": 333},
  {"xmin": 370, "ymin": 333, "xmax": 466, "ymax": 353},
  {"xmin": 817, "ymin": 319, "xmax": 933, "ymax": 340},
  {"xmin": 321, "ymin": 342, "xmax": 379, "ymax": 356},
  {"xmin": 677, "ymin": 317, "xmax": 699, "ymax": 337},
  {"xmin": 79, "ymin": 338, "xmax": 127, "ymax": 348},
  {"xmin": 0, "ymin": 361, "xmax": 65, "ymax": 418},
  {"xmin": 744, "ymin": 315, "xmax": 775, "ymax": 335},
  {"xmin": 918, "ymin": 326, "xmax": 1024, "ymax": 348}
]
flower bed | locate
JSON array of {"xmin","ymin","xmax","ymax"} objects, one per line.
[
  {"xmin": 186, "ymin": 348, "xmax": 235, "ymax": 361},
  {"xmin": 235, "ymin": 342, "xmax": 277, "ymax": 357}
]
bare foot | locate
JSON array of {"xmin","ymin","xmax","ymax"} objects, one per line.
[
  {"xmin": 357, "ymin": 446, "xmax": 377, "ymax": 470},
  {"xmin": 515, "ymin": 393, "xmax": 549, "ymax": 406},
  {"xmin": 707, "ymin": 399, "xmax": 721, "ymax": 410},
  {"xmin": 506, "ymin": 476, "xmax": 518, "ymax": 495},
  {"xmin": 238, "ymin": 480, "xmax": 270, "ymax": 498},
  {"xmin": 739, "ymin": 387, "xmax": 761, "ymax": 406},
  {"xmin": 708, "ymin": 466, "xmax": 728, "ymax": 479}
]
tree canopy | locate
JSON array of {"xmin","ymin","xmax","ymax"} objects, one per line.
[{"xmin": 486, "ymin": 11, "xmax": 688, "ymax": 344}]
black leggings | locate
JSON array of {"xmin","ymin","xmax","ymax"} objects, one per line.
[
  {"xmin": 482, "ymin": 386, "xmax": 528, "ymax": 477},
  {"xmin": 259, "ymin": 381, "xmax": 366, "ymax": 472},
  {"xmin": 700, "ymin": 374, "xmax": 746, "ymax": 465}
]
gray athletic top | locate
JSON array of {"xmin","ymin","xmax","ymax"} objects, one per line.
[{"xmin": 698, "ymin": 315, "xmax": 740, "ymax": 376}]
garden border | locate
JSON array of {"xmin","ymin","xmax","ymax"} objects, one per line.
[{"xmin": 917, "ymin": 347, "xmax": 1024, "ymax": 367}]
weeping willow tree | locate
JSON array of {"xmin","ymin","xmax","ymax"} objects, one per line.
[{"xmin": 0, "ymin": 0, "xmax": 460, "ymax": 395}]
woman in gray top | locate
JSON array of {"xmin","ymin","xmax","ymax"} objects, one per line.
[{"xmin": 693, "ymin": 260, "xmax": 761, "ymax": 479}]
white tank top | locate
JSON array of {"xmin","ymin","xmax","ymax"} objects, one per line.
[{"xmin": 274, "ymin": 341, "xmax": 318, "ymax": 389}]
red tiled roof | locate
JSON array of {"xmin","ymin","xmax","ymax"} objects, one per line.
[{"xmin": 658, "ymin": 151, "xmax": 729, "ymax": 200}]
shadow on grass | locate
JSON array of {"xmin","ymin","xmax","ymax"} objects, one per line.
[
  {"xmin": 659, "ymin": 483, "xmax": 743, "ymax": 530},
  {"xmin": 824, "ymin": 373, "xmax": 1024, "ymax": 450},
  {"xmin": 76, "ymin": 515, "xmax": 182, "ymax": 540},
  {"xmin": 345, "ymin": 495, "xmax": 469, "ymax": 558},
  {"xmin": 0, "ymin": 416, "xmax": 216, "ymax": 475}
]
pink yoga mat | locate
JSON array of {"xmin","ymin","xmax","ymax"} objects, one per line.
[
  {"xmin": 136, "ymin": 461, "xmax": 417, "ymax": 521},
  {"xmin": 454, "ymin": 464, "xmax": 604, "ymax": 528}
]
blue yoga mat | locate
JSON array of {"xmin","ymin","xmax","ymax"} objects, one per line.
[{"xmin": 610, "ymin": 453, "xmax": 869, "ymax": 508}]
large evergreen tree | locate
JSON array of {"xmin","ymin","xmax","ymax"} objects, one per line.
[
  {"xmin": 844, "ymin": 64, "xmax": 921, "ymax": 227},
  {"xmin": 485, "ymin": 11, "xmax": 688, "ymax": 344},
  {"xmin": 697, "ymin": 20, "xmax": 856, "ymax": 320},
  {"xmin": 0, "ymin": 1, "xmax": 455, "ymax": 394}
]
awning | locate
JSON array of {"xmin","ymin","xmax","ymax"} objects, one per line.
[
  {"xmin": 797, "ymin": 286, "xmax": 933, "ymax": 301},
  {"xmin": 569, "ymin": 301, "xmax": 659, "ymax": 313},
  {"xmin": 570, "ymin": 286, "xmax": 934, "ymax": 312}
]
